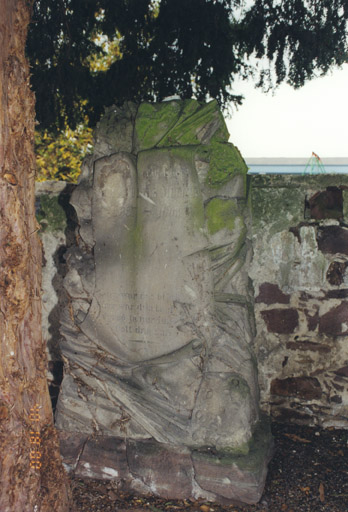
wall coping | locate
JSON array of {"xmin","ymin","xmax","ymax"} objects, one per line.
[{"xmin": 250, "ymin": 174, "xmax": 348, "ymax": 189}]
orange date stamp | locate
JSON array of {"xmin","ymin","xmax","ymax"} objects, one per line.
[{"xmin": 29, "ymin": 404, "xmax": 42, "ymax": 469}]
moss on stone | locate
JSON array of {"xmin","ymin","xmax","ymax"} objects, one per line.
[
  {"xmin": 135, "ymin": 101, "xmax": 182, "ymax": 151},
  {"xmin": 206, "ymin": 141, "xmax": 248, "ymax": 189},
  {"xmin": 158, "ymin": 99, "xmax": 228, "ymax": 147},
  {"xmin": 251, "ymin": 174, "xmax": 348, "ymax": 235},
  {"xmin": 205, "ymin": 198, "xmax": 239, "ymax": 234},
  {"xmin": 135, "ymin": 99, "xmax": 230, "ymax": 152},
  {"xmin": 36, "ymin": 194, "xmax": 67, "ymax": 233},
  {"xmin": 135, "ymin": 100, "xmax": 246, "ymax": 193},
  {"xmin": 167, "ymin": 145, "xmax": 197, "ymax": 166},
  {"xmin": 157, "ymin": 99, "xmax": 201, "ymax": 146},
  {"xmin": 251, "ymin": 185, "xmax": 304, "ymax": 236},
  {"xmin": 208, "ymin": 108, "xmax": 230, "ymax": 143},
  {"xmin": 252, "ymin": 173, "xmax": 348, "ymax": 190}
]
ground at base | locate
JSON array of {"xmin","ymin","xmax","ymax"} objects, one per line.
[{"xmin": 70, "ymin": 422, "xmax": 348, "ymax": 512}]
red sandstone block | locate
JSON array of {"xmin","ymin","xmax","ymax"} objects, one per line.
[
  {"xmin": 261, "ymin": 308, "xmax": 299, "ymax": 334},
  {"xmin": 319, "ymin": 302, "xmax": 348, "ymax": 336},
  {"xmin": 256, "ymin": 283, "xmax": 290, "ymax": 305},
  {"xmin": 271, "ymin": 377, "xmax": 322, "ymax": 400}
]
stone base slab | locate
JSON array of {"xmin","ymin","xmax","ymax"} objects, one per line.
[{"xmin": 58, "ymin": 420, "xmax": 273, "ymax": 505}]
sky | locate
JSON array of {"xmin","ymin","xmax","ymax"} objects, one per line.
[{"xmin": 226, "ymin": 64, "xmax": 348, "ymax": 159}]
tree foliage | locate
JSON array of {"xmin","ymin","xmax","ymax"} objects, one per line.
[
  {"xmin": 35, "ymin": 124, "xmax": 93, "ymax": 181},
  {"xmin": 27, "ymin": 0, "xmax": 348, "ymax": 133},
  {"xmin": 241, "ymin": 0, "xmax": 348, "ymax": 90}
]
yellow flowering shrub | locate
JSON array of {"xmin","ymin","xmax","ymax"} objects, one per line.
[{"xmin": 35, "ymin": 124, "xmax": 93, "ymax": 183}]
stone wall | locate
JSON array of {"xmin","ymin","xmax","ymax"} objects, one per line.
[
  {"xmin": 250, "ymin": 174, "xmax": 348, "ymax": 428},
  {"xmin": 36, "ymin": 170, "xmax": 348, "ymax": 432}
]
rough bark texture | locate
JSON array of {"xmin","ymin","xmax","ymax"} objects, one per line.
[{"xmin": 0, "ymin": 1, "xmax": 70, "ymax": 510}]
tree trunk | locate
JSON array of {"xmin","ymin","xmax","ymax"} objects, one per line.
[{"xmin": 0, "ymin": 1, "xmax": 71, "ymax": 510}]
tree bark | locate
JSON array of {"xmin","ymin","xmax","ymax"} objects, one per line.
[{"xmin": 0, "ymin": 1, "xmax": 71, "ymax": 510}]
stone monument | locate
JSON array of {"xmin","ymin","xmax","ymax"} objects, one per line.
[{"xmin": 56, "ymin": 100, "xmax": 272, "ymax": 504}]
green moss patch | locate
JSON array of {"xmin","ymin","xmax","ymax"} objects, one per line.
[
  {"xmin": 135, "ymin": 99, "xmax": 230, "ymax": 152},
  {"xmin": 205, "ymin": 198, "xmax": 239, "ymax": 234},
  {"xmin": 206, "ymin": 141, "xmax": 248, "ymax": 188},
  {"xmin": 135, "ymin": 100, "xmax": 246, "ymax": 192},
  {"xmin": 135, "ymin": 101, "xmax": 182, "ymax": 150},
  {"xmin": 158, "ymin": 99, "xmax": 228, "ymax": 147},
  {"xmin": 251, "ymin": 186, "xmax": 304, "ymax": 235}
]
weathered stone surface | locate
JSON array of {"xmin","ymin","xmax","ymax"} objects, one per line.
[
  {"xmin": 93, "ymin": 103, "xmax": 137, "ymax": 158},
  {"xmin": 261, "ymin": 308, "xmax": 299, "ymax": 334},
  {"xmin": 344, "ymin": 188, "xmax": 348, "ymax": 222},
  {"xmin": 319, "ymin": 302, "xmax": 348, "ymax": 336},
  {"xmin": 251, "ymin": 226, "xmax": 328, "ymax": 294},
  {"xmin": 271, "ymin": 377, "xmax": 322, "ymax": 400},
  {"xmin": 250, "ymin": 174, "xmax": 348, "ymax": 429},
  {"xmin": 256, "ymin": 283, "xmax": 290, "ymax": 305},
  {"xmin": 55, "ymin": 100, "xmax": 269, "ymax": 504},
  {"xmin": 135, "ymin": 100, "xmax": 228, "ymax": 151}
]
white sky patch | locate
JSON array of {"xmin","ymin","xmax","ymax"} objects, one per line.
[{"xmin": 226, "ymin": 64, "xmax": 348, "ymax": 158}]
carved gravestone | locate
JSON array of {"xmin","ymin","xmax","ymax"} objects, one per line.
[{"xmin": 56, "ymin": 100, "xmax": 272, "ymax": 504}]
